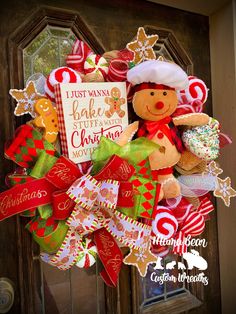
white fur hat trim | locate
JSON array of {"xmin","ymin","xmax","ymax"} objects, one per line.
[{"xmin": 127, "ymin": 60, "xmax": 189, "ymax": 90}]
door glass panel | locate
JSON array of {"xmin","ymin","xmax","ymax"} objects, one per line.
[
  {"xmin": 23, "ymin": 25, "xmax": 76, "ymax": 83},
  {"xmin": 154, "ymin": 43, "xmax": 174, "ymax": 61}
]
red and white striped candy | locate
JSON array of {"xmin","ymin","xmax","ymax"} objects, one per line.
[
  {"xmin": 152, "ymin": 207, "xmax": 178, "ymax": 239},
  {"xmin": 178, "ymin": 76, "xmax": 208, "ymax": 105},
  {"xmin": 84, "ymin": 54, "xmax": 108, "ymax": 79},
  {"xmin": 179, "ymin": 197, "xmax": 214, "ymax": 236},
  {"xmin": 171, "ymin": 198, "xmax": 193, "ymax": 223},
  {"xmin": 75, "ymin": 237, "xmax": 97, "ymax": 268},
  {"xmin": 66, "ymin": 39, "xmax": 93, "ymax": 73},
  {"xmin": 107, "ymin": 58, "xmax": 129, "ymax": 82},
  {"xmin": 45, "ymin": 67, "xmax": 81, "ymax": 102}
]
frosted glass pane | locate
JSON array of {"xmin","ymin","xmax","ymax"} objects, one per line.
[{"xmin": 23, "ymin": 26, "xmax": 76, "ymax": 83}]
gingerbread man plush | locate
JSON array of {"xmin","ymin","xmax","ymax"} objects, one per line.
[
  {"xmin": 105, "ymin": 87, "xmax": 126, "ymax": 118},
  {"xmin": 117, "ymin": 60, "xmax": 209, "ymax": 199}
]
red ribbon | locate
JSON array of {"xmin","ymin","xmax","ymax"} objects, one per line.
[
  {"xmin": 94, "ymin": 228, "xmax": 123, "ymax": 287},
  {"xmin": 94, "ymin": 155, "xmax": 135, "ymax": 181},
  {"xmin": 46, "ymin": 156, "xmax": 83, "ymax": 190},
  {"xmin": 52, "ymin": 191, "xmax": 75, "ymax": 220},
  {"xmin": 0, "ymin": 178, "xmax": 57, "ymax": 221}
]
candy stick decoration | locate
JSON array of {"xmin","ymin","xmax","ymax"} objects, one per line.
[
  {"xmin": 66, "ymin": 39, "xmax": 93, "ymax": 73},
  {"xmin": 45, "ymin": 67, "xmax": 81, "ymax": 102},
  {"xmin": 173, "ymin": 197, "xmax": 214, "ymax": 254},
  {"xmin": 107, "ymin": 58, "xmax": 129, "ymax": 82},
  {"xmin": 75, "ymin": 237, "xmax": 97, "ymax": 268},
  {"xmin": 152, "ymin": 207, "xmax": 178, "ymax": 239}
]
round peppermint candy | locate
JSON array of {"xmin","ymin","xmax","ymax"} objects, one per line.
[
  {"xmin": 75, "ymin": 237, "xmax": 97, "ymax": 268},
  {"xmin": 84, "ymin": 54, "xmax": 109, "ymax": 80}
]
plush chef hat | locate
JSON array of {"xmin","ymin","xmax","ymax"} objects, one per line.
[{"xmin": 127, "ymin": 60, "xmax": 188, "ymax": 90}]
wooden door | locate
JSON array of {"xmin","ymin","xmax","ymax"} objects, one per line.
[{"xmin": 0, "ymin": 1, "xmax": 221, "ymax": 313}]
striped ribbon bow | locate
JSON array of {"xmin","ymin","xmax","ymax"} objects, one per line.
[{"xmin": 173, "ymin": 197, "xmax": 214, "ymax": 255}]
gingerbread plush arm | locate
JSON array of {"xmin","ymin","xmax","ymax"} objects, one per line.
[
  {"xmin": 116, "ymin": 121, "xmax": 139, "ymax": 146},
  {"xmin": 33, "ymin": 116, "xmax": 44, "ymax": 128},
  {"xmin": 173, "ymin": 113, "xmax": 210, "ymax": 126}
]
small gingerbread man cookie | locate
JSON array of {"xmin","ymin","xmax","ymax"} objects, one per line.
[
  {"xmin": 33, "ymin": 98, "xmax": 58, "ymax": 143},
  {"xmin": 105, "ymin": 87, "xmax": 126, "ymax": 118}
]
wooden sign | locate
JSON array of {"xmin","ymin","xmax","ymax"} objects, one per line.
[{"xmin": 55, "ymin": 82, "xmax": 128, "ymax": 164}]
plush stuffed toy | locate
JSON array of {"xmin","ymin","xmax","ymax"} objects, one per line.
[{"xmin": 117, "ymin": 60, "xmax": 210, "ymax": 199}]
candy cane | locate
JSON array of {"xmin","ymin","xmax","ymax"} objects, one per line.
[
  {"xmin": 66, "ymin": 39, "xmax": 93, "ymax": 73},
  {"xmin": 173, "ymin": 197, "xmax": 214, "ymax": 254},
  {"xmin": 107, "ymin": 58, "xmax": 129, "ymax": 82}
]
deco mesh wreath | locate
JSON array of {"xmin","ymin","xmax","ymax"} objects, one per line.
[{"xmin": 0, "ymin": 27, "xmax": 235, "ymax": 285}]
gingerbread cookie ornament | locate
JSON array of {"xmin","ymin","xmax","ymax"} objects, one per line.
[
  {"xmin": 10, "ymin": 81, "xmax": 43, "ymax": 118},
  {"xmin": 126, "ymin": 27, "xmax": 158, "ymax": 64},
  {"xmin": 105, "ymin": 87, "xmax": 126, "ymax": 118},
  {"xmin": 33, "ymin": 98, "xmax": 59, "ymax": 143}
]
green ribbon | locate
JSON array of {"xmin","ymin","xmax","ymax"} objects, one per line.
[
  {"xmin": 30, "ymin": 151, "xmax": 58, "ymax": 179},
  {"xmin": 91, "ymin": 136, "xmax": 160, "ymax": 174},
  {"xmin": 34, "ymin": 221, "xmax": 68, "ymax": 254},
  {"xmin": 30, "ymin": 151, "xmax": 58, "ymax": 219}
]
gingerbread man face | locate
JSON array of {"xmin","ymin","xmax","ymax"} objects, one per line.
[
  {"xmin": 111, "ymin": 87, "xmax": 121, "ymax": 99},
  {"xmin": 132, "ymin": 88, "xmax": 178, "ymax": 121},
  {"xmin": 105, "ymin": 87, "xmax": 126, "ymax": 118}
]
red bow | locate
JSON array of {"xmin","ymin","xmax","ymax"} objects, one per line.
[{"xmin": 137, "ymin": 117, "xmax": 173, "ymax": 141}]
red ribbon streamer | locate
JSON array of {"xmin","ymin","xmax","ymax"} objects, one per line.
[
  {"xmin": 0, "ymin": 178, "xmax": 57, "ymax": 221},
  {"xmin": 94, "ymin": 228, "xmax": 123, "ymax": 287}
]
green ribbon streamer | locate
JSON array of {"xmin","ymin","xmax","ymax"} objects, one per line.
[
  {"xmin": 30, "ymin": 151, "xmax": 58, "ymax": 179},
  {"xmin": 32, "ymin": 221, "xmax": 68, "ymax": 254},
  {"xmin": 91, "ymin": 136, "xmax": 160, "ymax": 174},
  {"xmin": 38, "ymin": 204, "xmax": 53, "ymax": 219}
]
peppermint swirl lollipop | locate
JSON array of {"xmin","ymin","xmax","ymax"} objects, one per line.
[
  {"xmin": 45, "ymin": 66, "xmax": 81, "ymax": 102},
  {"xmin": 178, "ymin": 76, "xmax": 208, "ymax": 105},
  {"xmin": 152, "ymin": 207, "xmax": 178, "ymax": 239}
]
